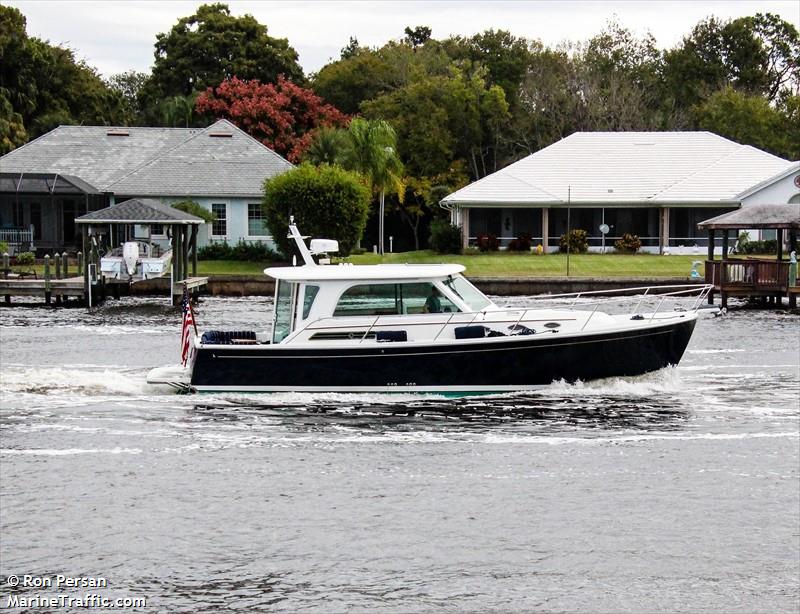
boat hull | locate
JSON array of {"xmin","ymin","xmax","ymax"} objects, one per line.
[{"xmin": 186, "ymin": 317, "xmax": 696, "ymax": 393}]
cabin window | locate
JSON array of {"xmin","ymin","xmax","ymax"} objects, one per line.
[
  {"xmin": 443, "ymin": 276, "xmax": 492, "ymax": 311},
  {"xmin": 398, "ymin": 282, "xmax": 458, "ymax": 314},
  {"xmin": 333, "ymin": 283, "xmax": 459, "ymax": 316},
  {"xmin": 302, "ymin": 284, "xmax": 320, "ymax": 319},
  {"xmin": 272, "ymin": 280, "xmax": 295, "ymax": 343}
]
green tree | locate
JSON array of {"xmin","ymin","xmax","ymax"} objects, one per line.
[
  {"xmin": 141, "ymin": 2, "xmax": 303, "ymax": 117},
  {"xmin": 339, "ymin": 118, "xmax": 405, "ymax": 255},
  {"xmin": 663, "ymin": 13, "xmax": 799, "ymax": 108},
  {"xmin": 263, "ymin": 164, "xmax": 370, "ymax": 257},
  {"xmin": 0, "ymin": 5, "xmax": 129, "ymax": 145},
  {"xmin": 303, "ymin": 126, "xmax": 349, "ymax": 166},
  {"xmin": 444, "ymin": 29, "xmax": 534, "ymax": 111},
  {"xmin": 106, "ymin": 70, "xmax": 149, "ymax": 121},
  {"xmin": 695, "ymin": 87, "xmax": 795, "ymax": 158},
  {"xmin": 362, "ymin": 67, "xmax": 509, "ymax": 179}
]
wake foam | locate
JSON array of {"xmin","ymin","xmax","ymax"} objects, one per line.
[{"xmin": 0, "ymin": 365, "xmax": 157, "ymax": 396}]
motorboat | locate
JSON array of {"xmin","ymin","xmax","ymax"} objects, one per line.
[
  {"xmin": 147, "ymin": 220, "xmax": 712, "ymax": 394},
  {"xmin": 100, "ymin": 241, "xmax": 172, "ymax": 281}
]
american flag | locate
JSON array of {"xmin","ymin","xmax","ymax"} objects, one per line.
[{"xmin": 180, "ymin": 286, "xmax": 195, "ymax": 367}]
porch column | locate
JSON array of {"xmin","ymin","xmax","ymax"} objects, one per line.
[
  {"xmin": 81, "ymin": 225, "xmax": 89, "ymax": 306},
  {"xmin": 460, "ymin": 208, "xmax": 470, "ymax": 250},
  {"xmin": 191, "ymin": 225, "xmax": 198, "ymax": 276},
  {"xmin": 659, "ymin": 207, "xmax": 670, "ymax": 254},
  {"xmin": 707, "ymin": 229, "xmax": 715, "ymax": 305},
  {"xmin": 541, "ymin": 208, "xmax": 549, "ymax": 253},
  {"xmin": 776, "ymin": 228, "xmax": 783, "ymax": 261}
]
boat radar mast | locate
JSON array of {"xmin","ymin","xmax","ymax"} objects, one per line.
[{"xmin": 288, "ymin": 217, "xmax": 339, "ymax": 266}]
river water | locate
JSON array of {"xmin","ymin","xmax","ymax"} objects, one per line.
[{"xmin": 0, "ymin": 296, "xmax": 798, "ymax": 613}]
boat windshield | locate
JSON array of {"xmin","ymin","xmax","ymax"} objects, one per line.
[
  {"xmin": 443, "ymin": 275, "xmax": 492, "ymax": 311},
  {"xmin": 272, "ymin": 280, "xmax": 294, "ymax": 343}
]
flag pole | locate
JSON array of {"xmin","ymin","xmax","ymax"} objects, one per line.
[{"xmin": 566, "ymin": 186, "xmax": 571, "ymax": 277}]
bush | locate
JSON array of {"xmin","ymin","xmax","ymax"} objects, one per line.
[
  {"xmin": 263, "ymin": 163, "xmax": 370, "ymax": 257},
  {"xmin": 741, "ymin": 239, "xmax": 777, "ymax": 254},
  {"xmin": 476, "ymin": 234, "xmax": 500, "ymax": 252},
  {"xmin": 559, "ymin": 229, "xmax": 588, "ymax": 253},
  {"xmin": 198, "ymin": 240, "xmax": 278, "ymax": 261},
  {"xmin": 428, "ymin": 220, "xmax": 462, "ymax": 254},
  {"xmin": 508, "ymin": 232, "xmax": 532, "ymax": 252},
  {"xmin": 171, "ymin": 199, "xmax": 216, "ymax": 223},
  {"xmin": 14, "ymin": 251, "xmax": 35, "ymax": 265},
  {"xmin": 0, "ymin": 240, "xmax": 7, "ymax": 255},
  {"xmin": 614, "ymin": 233, "xmax": 642, "ymax": 253}
]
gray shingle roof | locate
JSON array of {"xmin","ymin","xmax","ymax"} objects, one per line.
[
  {"xmin": 697, "ymin": 204, "xmax": 800, "ymax": 229},
  {"xmin": 75, "ymin": 198, "xmax": 205, "ymax": 225},
  {"xmin": 0, "ymin": 120, "xmax": 293, "ymax": 198}
]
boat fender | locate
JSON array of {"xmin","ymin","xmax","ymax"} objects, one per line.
[{"xmin": 508, "ymin": 324, "xmax": 536, "ymax": 336}]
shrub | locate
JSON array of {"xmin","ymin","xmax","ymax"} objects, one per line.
[
  {"xmin": 198, "ymin": 240, "xmax": 278, "ymax": 261},
  {"xmin": 476, "ymin": 234, "xmax": 500, "ymax": 252},
  {"xmin": 0, "ymin": 240, "xmax": 7, "ymax": 255},
  {"xmin": 559, "ymin": 229, "xmax": 588, "ymax": 253},
  {"xmin": 741, "ymin": 239, "xmax": 777, "ymax": 254},
  {"xmin": 171, "ymin": 199, "xmax": 216, "ymax": 223},
  {"xmin": 263, "ymin": 163, "xmax": 370, "ymax": 257},
  {"xmin": 15, "ymin": 251, "xmax": 35, "ymax": 265},
  {"xmin": 614, "ymin": 233, "xmax": 642, "ymax": 253},
  {"xmin": 428, "ymin": 220, "xmax": 462, "ymax": 254},
  {"xmin": 508, "ymin": 232, "xmax": 532, "ymax": 252}
]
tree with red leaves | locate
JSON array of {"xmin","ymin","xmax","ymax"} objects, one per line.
[{"xmin": 196, "ymin": 76, "xmax": 349, "ymax": 162}]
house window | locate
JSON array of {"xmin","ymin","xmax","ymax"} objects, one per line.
[
  {"xmin": 248, "ymin": 203, "xmax": 267, "ymax": 236},
  {"xmin": 211, "ymin": 203, "xmax": 227, "ymax": 237}
]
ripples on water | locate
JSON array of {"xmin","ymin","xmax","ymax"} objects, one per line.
[{"xmin": 0, "ymin": 296, "xmax": 798, "ymax": 613}]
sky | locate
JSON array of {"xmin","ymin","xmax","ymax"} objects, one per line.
[{"xmin": 6, "ymin": 0, "xmax": 800, "ymax": 78}]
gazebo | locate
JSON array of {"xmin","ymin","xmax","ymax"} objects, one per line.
[
  {"xmin": 697, "ymin": 204, "xmax": 800, "ymax": 308},
  {"xmin": 75, "ymin": 198, "xmax": 207, "ymax": 304}
]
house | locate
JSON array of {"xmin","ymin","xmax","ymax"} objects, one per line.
[
  {"xmin": 0, "ymin": 119, "xmax": 293, "ymax": 252},
  {"xmin": 441, "ymin": 132, "xmax": 800, "ymax": 253}
]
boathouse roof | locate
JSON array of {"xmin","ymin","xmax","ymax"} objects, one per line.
[
  {"xmin": 697, "ymin": 204, "xmax": 800, "ymax": 230},
  {"xmin": 75, "ymin": 198, "xmax": 205, "ymax": 225},
  {"xmin": 0, "ymin": 120, "xmax": 293, "ymax": 198},
  {"xmin": 442, "ymin": 132, "xmax": 796, "ymax": 207}
]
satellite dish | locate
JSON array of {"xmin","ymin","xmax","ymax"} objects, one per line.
[{"xmin": 599, "ymin": 224, "xmax": 610, "ymax": 235}]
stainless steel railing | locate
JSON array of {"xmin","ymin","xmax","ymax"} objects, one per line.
[{"xmin": 298, "ymin": 284, "xmax": 713, "ymax": 344}]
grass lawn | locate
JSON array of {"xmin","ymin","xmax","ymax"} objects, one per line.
[
  {"xmin": 345, "ymin": 251, "xmax": 704, "ymax": 278},
  {"xmin": 19, "ymin": 252, "xmax": 780, "ymax": 279}
]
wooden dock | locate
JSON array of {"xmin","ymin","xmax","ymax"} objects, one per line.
[
  {"xmin": 1, "ymin": 276, "xmax": 85, "ymax": 304},
  {"xmin": 1, "ymin": 273, "xmax": 209, "ymax": 307},
  {"xmin": 705, "ymin": 260, "xmax": 797, "ymax": 308}
]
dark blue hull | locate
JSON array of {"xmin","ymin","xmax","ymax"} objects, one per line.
[{"xmin": 188, "ymin": 317, "xmax": 697, "ymax": 393}]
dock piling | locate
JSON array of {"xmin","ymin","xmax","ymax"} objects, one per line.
[
  {"xmin": 63, "ymin": 252, "xmax": 69, "ymax": 278},
  {"xmin": 43, "ymin": 255, "xmax": 52, "ymax": 305},
  {"xmin": 54, "ymin": 252, "xmax": 62, "ymax": 280}
]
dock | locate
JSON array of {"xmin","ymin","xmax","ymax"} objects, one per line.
[{"xmin": 705, "ymin": 260, "xmax": 796, "ymax": 308}]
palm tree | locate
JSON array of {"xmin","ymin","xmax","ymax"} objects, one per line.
[
  {"xmin": 303, "ymin": 126, "xmax": 348, "ymax": 166},
  {"xmin": 340, "ymin": 119, "xmax": 404, "ymax": 255}
]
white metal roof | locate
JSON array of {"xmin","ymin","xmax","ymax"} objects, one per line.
[
  {"xmin": 265, "ymin": 263, "xmax": 466, "ymax": 281},
  {"xmin": 442, "ymin": 132, "xmax": 795, "ymax": 206}
]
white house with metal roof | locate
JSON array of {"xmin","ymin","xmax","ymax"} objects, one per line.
[
  {"xmin": 0, "ymin": 119, "xmax": 293, "ymax": 252},
  {"xmin": 441, "ymin": 132, "xmax": 800, "ymax": 253}
]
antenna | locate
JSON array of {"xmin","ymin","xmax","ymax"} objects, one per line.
[
  {"xmin": 566, "ymin": 186, "xmax": 571, "ymax": 277},
  {"xmin": 287, "ymin": 219, "xmax": 316, "ymax": 266}
]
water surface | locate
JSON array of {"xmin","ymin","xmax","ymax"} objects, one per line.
[{"xmin": 1, "ymin": 296, "xmax": 798, "ymax": 612}]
